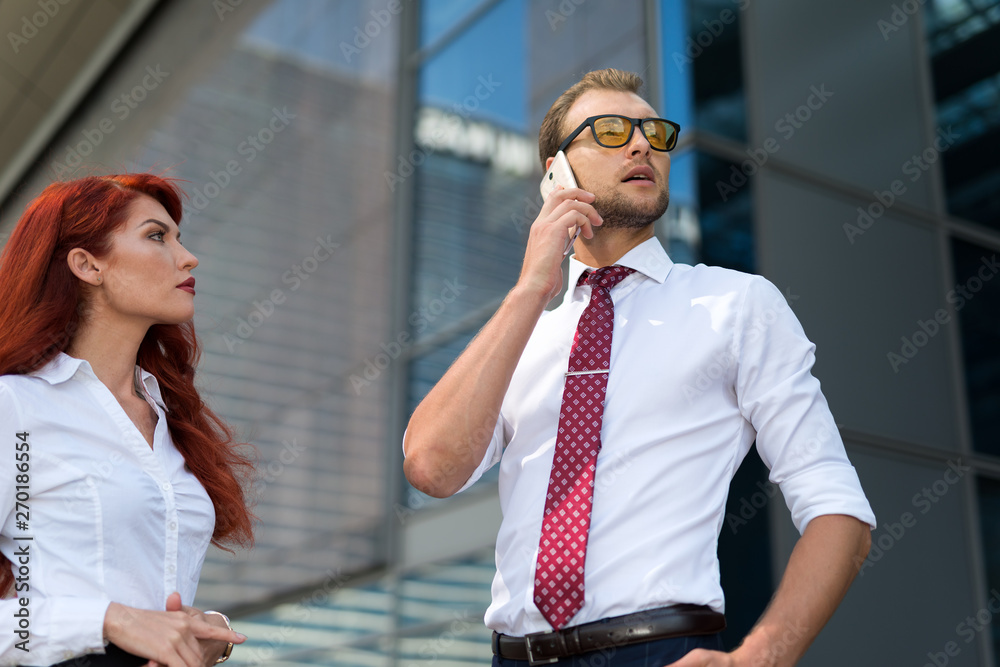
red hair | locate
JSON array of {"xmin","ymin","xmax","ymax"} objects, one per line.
[{"xmin": 0, "ymin": 174, "xmax": 255, "ymax": 594}]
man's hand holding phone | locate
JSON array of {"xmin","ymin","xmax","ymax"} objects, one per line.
[
  {"xmin": 540, "ymin": 150, "xmax": 586, "ymax": 256},
  {"xmin": 518, "ymin": 157, "xmax": 602, "ymax": 303}
]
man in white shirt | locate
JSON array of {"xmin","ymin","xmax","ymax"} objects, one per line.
[{"xmin": 403, "ymin": 68, "xmax": 874, "ymax": 667}]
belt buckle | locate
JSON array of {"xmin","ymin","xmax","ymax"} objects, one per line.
[{"xmin": 524, "ymin": 631, "xmax": 560, "ymax": 666}]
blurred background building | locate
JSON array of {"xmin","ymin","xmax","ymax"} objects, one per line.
[{"xmin": 0, "ymin": 0, "xmax": 998, "ymax": 664}]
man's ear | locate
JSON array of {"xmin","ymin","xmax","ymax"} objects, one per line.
[
  {"xmin": 545, "ymin": 156, "xmax": 554, "ymax": 171},
  {"xmin": 67, "ymin": 248, "xmax": 103, "ymax": 286}
]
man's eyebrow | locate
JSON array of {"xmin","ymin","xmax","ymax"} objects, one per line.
[{"xmin": 140, "ymin": 218, "xmax": 180, "ymax": 239}]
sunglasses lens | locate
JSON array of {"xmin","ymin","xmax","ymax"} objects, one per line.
[
  {"xmin": 643, "ymin": 120, "xmax": 676, "ymax": 151},
  {"xmin": 593, "ymin": 116, "xmax": 632, "ymax": 147}
]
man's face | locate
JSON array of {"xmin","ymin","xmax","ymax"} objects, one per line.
[{"xmin": 554, "ymin": 89, "xmax": 671, "ymax": 229}]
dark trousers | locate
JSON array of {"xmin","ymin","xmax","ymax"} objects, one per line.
[
  {"xmin": 492, "ymin": 633, "xmax": 724, "ymax": 667},
  {"xmin": 38, "ymin": 644, "xmax": 147, "ymax": 667}
]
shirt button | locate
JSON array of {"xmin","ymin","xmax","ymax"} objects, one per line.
[
  {"xmin": 168, "ymin": 564, "xmax": 176, "ymax": 573},
  {"xmin": 161, "ymin": 482, "xmax": 172, "ymax": 492},
  {"xmin": 169, "ymin": 521, "xmax": 177, "ymax": 531}
]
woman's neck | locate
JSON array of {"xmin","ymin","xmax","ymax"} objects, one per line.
[{"xmin": 66, "ymin": 315, "xmax": 148, "ymax": 399}]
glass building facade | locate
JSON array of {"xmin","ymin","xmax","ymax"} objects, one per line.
[
  {"xmin": 1, "ymin": 0, "xmax": 998, "ymax": 664},
  {"xmin": 925, "ymin": 1, "xmax": 1000, "ymax": 662}
]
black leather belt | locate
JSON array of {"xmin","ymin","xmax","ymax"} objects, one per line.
[
  {"xmin": 42, "ymin": 643, "xmax": 147, "ymax": 667},
  {"xmin": 492, "ymin": 604, "xmax": 725, "ymax": 665}
]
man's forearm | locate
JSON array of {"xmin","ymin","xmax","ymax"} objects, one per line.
[
  {"xmin": 404, "ymin": 185, "xmax": 602, "ymax": 498},
  {"xmin": 403, "ymin": 284, "xmax": 550, "ymax": 498},
  {"xmin": 731, "ymin": 514, "xmax": 871, "ymax": 666}
]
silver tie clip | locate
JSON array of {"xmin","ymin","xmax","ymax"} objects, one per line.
[{"xmin": 565, "ymin": 369, "xmax": 610, "ymax": 376}]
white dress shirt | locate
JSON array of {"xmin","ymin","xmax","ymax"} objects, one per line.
[
  {"xmin": 0, "ymin": 353, "xmax": 216, "ymax": 666},
  {"xmin": 457, "ymin": 237, "xmax": 876, "ymax": 636}
]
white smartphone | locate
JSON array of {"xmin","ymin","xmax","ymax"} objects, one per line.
[{"xmin": 540, "ymin": 150, "xmax": 581, "ymax": 256}]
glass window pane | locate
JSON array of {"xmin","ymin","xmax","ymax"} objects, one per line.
[
  {"xmin": 977, "ymin": 475, "xmax": 1000, "ymax": 662},
  {"xmin": 409, "ymin": 151, "xmax": 533, "ymax": 344},
  {"xmin": 925, "ymin": 0, "xmax": 1000, "ymax": 229},
  {"xmin": 661, "ymin": 0, "xmax": 696, "ymax": 131},
  {"xmin": 688, "ymin": 0, "xmax": 748, "ymax": 142},
  {"xmin": 242, "ymin": 0, "xmax": 400, "ymax": 81},
  {"xmin": 950, "ymin": 237, "xmax": 1000, "ymax": 456},
  {"xmin": 696, "ymin": 152, "xmax": 755, "ymax": 273},
  {"xmin": 655, "ymin": 150, "xmax": 701, "ymax": 266},
  {"xmin": 419, "ymin": 0, "xmax": 527, "ymax": 131},
  {"xmin": 717, "ymin": 445, "xmax": 772, "ymax": 650},
  {"xmin": 421, "ymin": 0, "xmax": 492, "ymax": 48}
]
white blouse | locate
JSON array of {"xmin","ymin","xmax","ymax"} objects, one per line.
[{"xmin": 0, "ymin": 353, "xmax": 215, "ymax": 666}]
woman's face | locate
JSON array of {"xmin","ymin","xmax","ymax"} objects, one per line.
[{"xmin": 95, "ymin": 194, "xmax": 199, "ymax": 326}]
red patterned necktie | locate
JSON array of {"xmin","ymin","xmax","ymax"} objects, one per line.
[{"xmin": 534, "ymin": 265, "xmax": 636, "ymax": 630}]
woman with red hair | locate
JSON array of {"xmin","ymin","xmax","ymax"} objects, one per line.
[{"xmin": 0, "ymin": 174, "xmax": 255, "ymax": 666}]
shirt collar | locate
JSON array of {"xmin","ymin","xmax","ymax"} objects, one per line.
[
  {"xmin": 565, "ymin": 236, "xmax": 674, "ymax": 297},
  {"xmin": 31, "ymin": 352, "xmax": 169, "ymax": 411}
]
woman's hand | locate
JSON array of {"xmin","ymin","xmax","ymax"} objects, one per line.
[
  {"xmin": 102, "ymin": 594, "xmax": 245, "ymax": 667},
  {"xmin": 165, "ymin": 591, "xmax": 238, "ymax": 666}
]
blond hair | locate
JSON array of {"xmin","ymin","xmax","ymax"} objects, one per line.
[{"xmin": 537, "ymin": 68, "xmax": 646, "ymax": 167}]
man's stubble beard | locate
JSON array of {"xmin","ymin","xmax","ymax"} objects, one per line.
[{"xmin": 581, "ymin": 178, "xmax": 671, "ymax": 230}]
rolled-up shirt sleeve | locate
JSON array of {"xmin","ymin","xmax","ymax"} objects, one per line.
[
  {"xmin": 734, "ymin": 276, "xmax": 876, "ymax": 534},
  {"xmin": 0, "ymin": 384, "xmax": 111, "ymax": 666}
]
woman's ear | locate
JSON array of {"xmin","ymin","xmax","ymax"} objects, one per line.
[{"xmin": 67, "ymin": 248, "xmax": 103, "ymax": 286}]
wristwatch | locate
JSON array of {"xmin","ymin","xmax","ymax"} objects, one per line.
[{"xmin": 204, "ymin": 611, "xmax": 235, "ymax": 663}]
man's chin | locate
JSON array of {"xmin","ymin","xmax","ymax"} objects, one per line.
[{"xmin": 594, "ymin": 191, "xmax": 670, "ymax": 230}]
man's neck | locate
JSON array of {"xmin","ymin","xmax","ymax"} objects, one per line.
[{"xmin": 572, "ymin": 224, "xmax": 655, "ymax": 268}]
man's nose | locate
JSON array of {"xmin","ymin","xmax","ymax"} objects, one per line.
[{"xmin": 627, "ymin": 127, "xmax": 652, "ymax": 156}]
